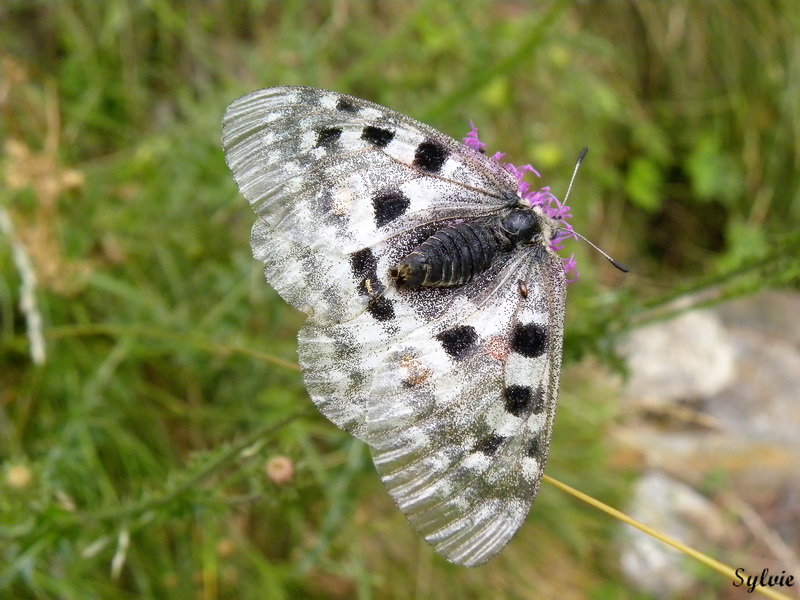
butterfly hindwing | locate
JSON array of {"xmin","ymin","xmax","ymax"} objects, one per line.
[{"xmin": 367, "ymin": 248, "xmax": 565, "ymax": 566}]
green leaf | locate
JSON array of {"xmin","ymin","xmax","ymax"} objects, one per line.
[
  {"xmin": 625, "ymin": 156, "xmax": 664, "ymax": 212},
  {"xmin": 686, "ymin": 135, "xmax": 744, "ymax": 205}
]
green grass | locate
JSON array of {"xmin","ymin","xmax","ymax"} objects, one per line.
[{"xmin": 2, "ymin": 1, "xmax": 799, "ymax": 598}]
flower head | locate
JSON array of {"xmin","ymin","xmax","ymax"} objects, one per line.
[
  {"xmin": 464, "ymin": 123, "xmax": 579, "ymax": 281},
  {"xmin": 266, "ymin": 455, "xmax": 295, "ymax": 485}
]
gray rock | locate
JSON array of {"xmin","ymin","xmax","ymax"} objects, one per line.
[{"xmin": 616, "ymin": 292, "xmax": 800, "ymax": 594}]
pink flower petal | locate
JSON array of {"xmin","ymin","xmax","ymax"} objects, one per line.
[{"xmin": 463, "ymin": 123, "xmax": 578, "ymax": 281}]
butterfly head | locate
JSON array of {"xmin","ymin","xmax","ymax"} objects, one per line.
[
  {"xmin": 500, "ymin": 206, "xmax": 560, "ymax": 250},
  {"xmin": 465, "ymin": 123, "xmax": 579, "ymax": 279}
]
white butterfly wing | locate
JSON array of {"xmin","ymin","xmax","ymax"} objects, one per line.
[
  {"xmin": 298, "ymin": 243, "xmax": 565, "ymax": 565},
  {"xmin": 223, "ymin": 86, "xmax": 517, "ymax": 324},
  {"xmin": 365, "ymin": 248, "xmax": 565, "ymax": 566},
  {"xmin": 223, "ymin": 86, "xmax": 568, "ymax": 566}
]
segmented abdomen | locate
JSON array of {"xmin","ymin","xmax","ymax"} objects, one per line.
[{"xmin": 391, "ymin": 218, "xmax": 513, "ymax": 287}]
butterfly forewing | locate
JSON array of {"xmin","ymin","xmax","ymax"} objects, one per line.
[
  {"xmin": 222, "ymin": 86, "xmax": 568, "ymax": 566},
  {"xmin": 224, "ymin": 87, "xmax": 516, "ymax": 239}
]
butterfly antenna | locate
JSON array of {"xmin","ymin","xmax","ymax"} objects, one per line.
[
  {"xmin": 571, "ymin": 230, "xmax": 629, "ymax": 272},
  {"xmin": 562, "ymin": 146, "xmax": 588, "ymax": 205},
  {"xmin": 561, "ymin": 147, "xmax": 629, "ymax": 273}
]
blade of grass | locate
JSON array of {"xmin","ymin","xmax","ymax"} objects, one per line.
[{"xmin": 544, "ymin": 474, "xmax": 793, "ymax": 600}]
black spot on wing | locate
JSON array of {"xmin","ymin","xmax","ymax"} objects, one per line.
[
  {"xmin": 373, "ymin": 189, "xmax": 410, "ymax": 228},
  {"xmin": 435, "ymin": 325, "xmax": 478, "ymax": 360},
  {"xmin": 350, "ymin": 248, "xmax": 383, "ymax": 297},
  {"xmin": 316, "ymin": 127, "xmax": 342, "ymax": 149},
  {"xmin": 350, "ymin": 248, "xmax": 377, "ymax": 281},
  {"xmin": 503, "ymin": 385, "xmax": 532, "ymax": 417},
  {"xmin": 361, "ymin": 125, "xmax": 395, "ymax": 148},
  {"xmin": 475, "ymin": 433, "xmax": 505, "ymax": 456},
  {"xmin": 367, "ymin": 296, "xmax": 395, "ymax": 321},
  {"xmin": 525, "ymin": 435, "xmax": 541, "ymax": 458},
  {"xmin": 413, "ymin": 139, "xmax": 449, "ymax": 173},
  {"xmin": 511, "ymin": 323, "xmax": 547, "ymax": 358},
  {"xmin": 336, "ymin": 98, "xmax": 359, "ymax": 113}
]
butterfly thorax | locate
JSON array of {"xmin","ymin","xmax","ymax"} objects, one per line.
[{"xmin": 391, "ymin": 205, "xmax": 556, "ymax": 288}]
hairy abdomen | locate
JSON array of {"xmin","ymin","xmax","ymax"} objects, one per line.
[{"xmin": 391, "ymin": 218, "xmax": 514, "ymax": 287}]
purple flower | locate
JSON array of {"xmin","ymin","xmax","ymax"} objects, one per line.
[{"xmin": 464, "ymin": 123, "xmax": 579, "ymax": 281}]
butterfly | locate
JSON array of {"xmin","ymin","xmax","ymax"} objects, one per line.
[{"xmin": 222, "ymin": 86, "xmax": 573, "ymax": 566}]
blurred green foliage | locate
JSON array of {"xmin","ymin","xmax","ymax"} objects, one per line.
[{"xmin": 1, "ymin": 1, "xmax": 799, "ymax": 599}]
